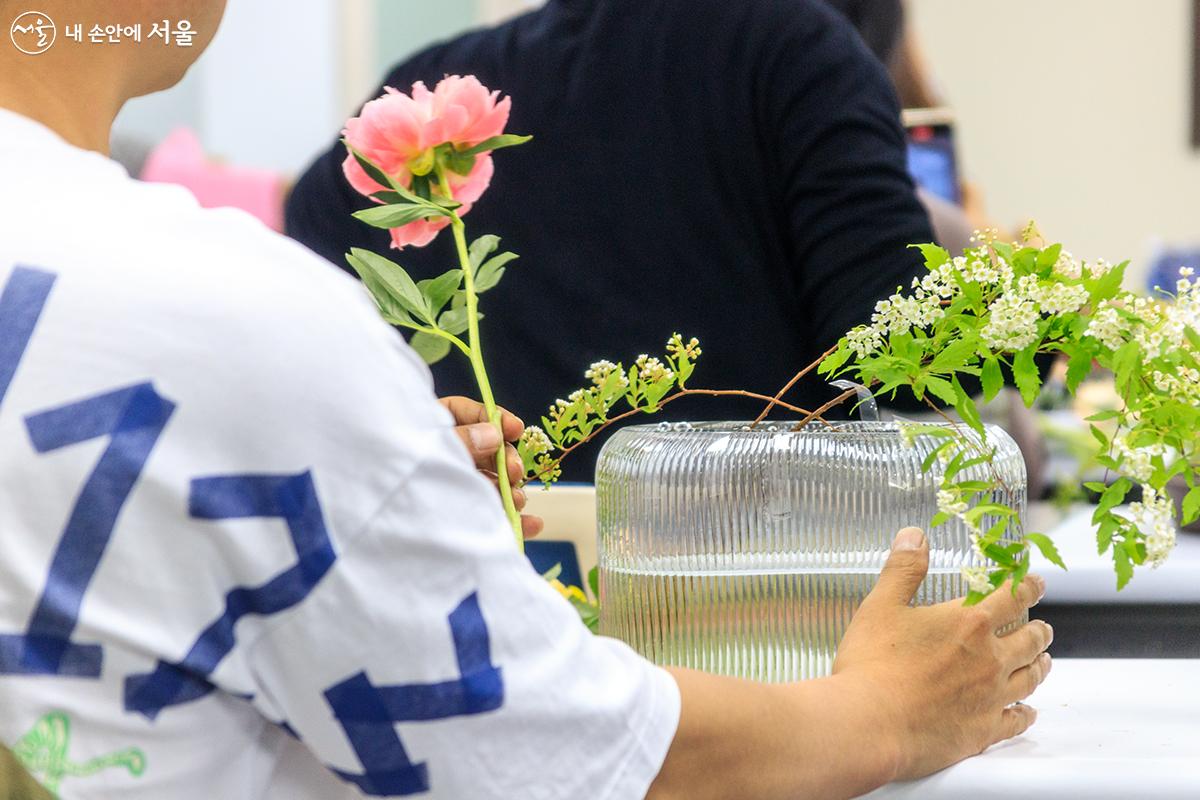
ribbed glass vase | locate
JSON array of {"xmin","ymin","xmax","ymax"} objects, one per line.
[{"xmin": 596, "ymin": 421, "xmax": 1026, "ymax": 681}]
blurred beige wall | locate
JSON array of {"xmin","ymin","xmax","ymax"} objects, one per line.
[{"xmin": 910, "ymin": 0, "xmax": 1200, "ymax": 283}]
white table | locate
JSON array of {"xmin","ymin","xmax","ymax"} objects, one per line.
[
  {"xmin": 1030, "ymin": 504, "xmax": 1200, "ymax": 603},
  {"xmin": 861, "ymin": 659, "xmax": 1200, "ymax": 799}
]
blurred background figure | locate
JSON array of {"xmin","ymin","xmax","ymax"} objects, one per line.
[
  {"xmin": 825, "ymin": 0, "xmax": 990, "ymax": 254},
  {"xmin": 286, "ymin": 0, "xmax": 937, "ymax": 478}
]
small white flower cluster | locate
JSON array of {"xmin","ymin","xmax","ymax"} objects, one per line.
[
  {"xmin": 961, "ymin": 565, "xmax": 993, "ymax": 595},
  {"xmin": 584, "ymin": 359, "xmax": 628, "ymax": 389},
  {"xmin": 547, "ymin": 397, "xmax": 572, "ymax": 422},
  {"xmin": 1084, "ymin": 301, "xmax": 1126, "ymax": 350},
  {"xmin": 1088, "ymin": 257, "xmax": 1116, "ymax": 278},
  {"xmin": 1033, "ymin": 281, "xmax": 1090, "ymax": 316},
  {"xmin": 635, "ymin": 354, "xmax": 674, "ymax": 383},
  {"xmin": 1138, "ymin": 268, "xmax": 1200, "ymax": 356},
  {"xmin": 1054, "ymin": 250, "xmax": 1082, "ymax": 280},
  {"xmin": 981, "ymin": 273, "xmax": 1089, "ymax": 351},
  {"xmin": 567, "ymin": 388, "xmax": 597, "ymax": 414},
  {"xmin": 1111, "ymin": 432, "xmax": 1166, "ymax": 483},
  {"xmin": 519, "ymin": 425, "xmax": 552, "ymax": 456},
  {"xmin": 665, "ymin": 334, "xmax": 702, "ymax": 360},
  {"xmin": 981, "ymin": 290, "xmax": 1040, "ymax": 351},
  {"xmin": 937, "ymin": 489, "xmax": 968, "ymax": 517},
  {"xmin": 1124, "ymin": 487, "xmax": 1177, "ymax": 567},
  {"xmin": 1150, "ymin": 367, "xmax": 1200, "ymax": 403}
]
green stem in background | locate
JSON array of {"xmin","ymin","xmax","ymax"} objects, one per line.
[{"xmin": 449, "ymin": 214, "xmax": 525, "ymax": 547}]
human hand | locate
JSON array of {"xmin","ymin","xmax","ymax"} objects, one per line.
[
  {"xmin": 833, "ymin": 527, "xmax": 1052, "ymax": 780},
  {"xmin": 439, "ymin": 396, "xmax": 543, "ymax": 538}
]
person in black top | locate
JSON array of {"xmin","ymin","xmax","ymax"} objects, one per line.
[{"xmin": 286, "ymin": 0, "xmax": 935, "ymax": 480}]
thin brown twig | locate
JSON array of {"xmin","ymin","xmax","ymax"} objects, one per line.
[
  {"xmin": 791, "ymin": 388, "xmax": 858, "ymax": 431},
  {"xmin": 751, "ymin": 344, "xmax": 839, "ymax": 428},
  {"xmin": 522, "ymin": 387, "xmax": 821, "ymax": 486}
]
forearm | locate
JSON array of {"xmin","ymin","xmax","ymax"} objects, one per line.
[{"xmin": 647, "ymin": 668, "xmax": 899, "ymax": 800}]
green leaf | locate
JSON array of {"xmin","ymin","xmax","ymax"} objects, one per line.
[
  {"xmin": 1111, "ymin": 341, "xmax": 1140, "ymax": 392},
  {"xmin": 1185, "ymin": 326, "xmax": 1200, "ymax": 353},
  {"xmin": 1011, "ymin": 551, "xmax": 1032, "ymax": 587},
  {"xmin": 1026, "ymin": 532, "xmax": 1067, "ymax": 570},
  {"xmin": 819, "ymin": 342, "xmax": 853, "ymax": 376},
  {"xmin": 418, "ymin": 269, "xmax": 463, "ymax": 318},
  {"xmin": 409, "ymin": 331, "xmax": 452, "ymax": 364},
  {"xmin": 1065, "ymin": 346, "xmax": 1094, "ymax": 393},
  {"xmin": 1113, "ymin": 541, "xmax": 1133, "ymax": 590},
  {"xmin": 346, "ymin": 249, "xmax": 431, "ymax": 323},
  {"xmin": 540, "ymin": 563, "xmax": 563, "ymax": 582},
  {"xmin": 925, "ymin": 376, "xmax": 957, "ymax": 405},
  {"xmin": 475, "ymin": 252, "xmax": 518, "ymax": 293},
  {"xmin": 1012, "ymin": 345, "xmax": 1041, "ymax": 407},
  {"xmin": 1088, "ymin": 261, "xmax": 1126, "ymax": 302},
  {"xmin": 980, "ymin": 357, "xmax": 1003, "ymax": 402},
  {"xmin": 344, "ymin": 141, "xmax": 398, "ymax": 192},
  {"xmin": 468, "ymin": 235, "xmax": 502, "ymax": 277},
  {"xmin": 1035, "ymin": 243, "xmax": 1063, "ymax": 273},
  {"xmin": 921, "ymin": 440, "xmax": 953, "ymax": 472},
  {"xmin": 587, "ymin": 566, "xmax": 600, "ymax": 600},
  {"xmin": 353, "ymin": 203, "xmax": 446, "ymax": 229},
  {"xmin": 459, "ymin": 133, "xmax": 533, "ymax": 157},
  {"xmin": 930, "ymin": 337, "xmax": 977, "ymax": 374},
  {"xmin": 438, "ymin": 307, "xmax": 474, "ymax": 337},
  {"xmin": 1183, "ymin": 486, "xmax": 1200, "ymax": 525},
  {"xmin": 372, "ymin": 189, "xmax": 461, "ymax": 211},
  {"xmin": 1093, "ymin": 477, "xmax": 1132, "ymax": 522},
  {"xmin": 909, "ymin": 243, "xmax": 950, "ymax": 269}
]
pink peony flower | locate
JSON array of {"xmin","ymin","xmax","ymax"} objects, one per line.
[{"xmin": 342, "ymin": 76, "xmax": 512, "ymax": 249}]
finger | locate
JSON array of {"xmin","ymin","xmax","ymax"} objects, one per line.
[
  {"xmin": 440, "ymin": 396, "xmax": 489, "ymax": 426},
  {"xmin": 1004, "ymin": 652, "xmax": 1052, "ymax": 706},
  {"xmin": 863, "ymin": 528, "xmax": 929, "ymax": 609},
  {"xmin": 506, "ymin": 444, "xmax": 524, "ymax": 484},
  {"xmin": 998, "ymin": 620, "xmax": 1053, "ymax": 672},
  {"xmin": 483, "ymin": 475, "xmax": 527, "ymax": 512},
  {"xmin": 522, "ymin": 514, "xmax": 544, "ymax": 539},
  {"xmin": 989, "ymin": 703, "xmax": 1038, "ymax": 749},
  {"xmin": 456, "ymin": 422, "xmax": 503, "ymax": 461},
  {"xmin": 980, "ymin": 575, "xmax": 1046, "ymax": 628}
]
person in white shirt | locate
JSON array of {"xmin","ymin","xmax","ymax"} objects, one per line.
[{"xmin": 0, "ymin": 2, "xmax": 1052, "ymax": 799}]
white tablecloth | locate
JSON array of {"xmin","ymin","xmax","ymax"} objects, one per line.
[
  {"xmin": 1030, "ymin": 504, "xmax": 1200, "ymax": 603},
  {"xmin": 861, "ymin": 659, "xmax": 1200, "ymax": 799}
]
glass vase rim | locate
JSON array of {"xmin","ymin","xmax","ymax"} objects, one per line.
[{"xmin": 614, "ymin": 420, "xmax": 1002, "ymax": 437}]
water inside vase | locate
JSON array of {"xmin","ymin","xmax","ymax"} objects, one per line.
[{"xmin": 601, "ymin": 564, "xmax": 964, "ymax": 681}]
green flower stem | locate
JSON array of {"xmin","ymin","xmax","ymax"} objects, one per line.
[{"xmin": 449, "ymin": 215, "xmax": 525, "ymax": 547}]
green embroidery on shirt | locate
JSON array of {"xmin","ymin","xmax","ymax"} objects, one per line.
[{"xmin": 13, "ymin": 712, "xmax": 146, "ymax": 797}]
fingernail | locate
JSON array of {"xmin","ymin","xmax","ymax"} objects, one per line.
[
  {"xmin": 468, "ymin": 423, "xmax": 501, "ymax": 452},
  {"xmin": 1033, "ymin": 575, "xmax": 1046, "ymax": 601},
  {"xmin": 1043, "ymin": 622, "xmax": 1054, "ymax": 645},
  {"xmin": 1039, "ymin": 652, "xmax": 1052, "ymax": 673},
  {"xmin": 893, "ymin": 528, "xmax": 925, "ymax": 551}
]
